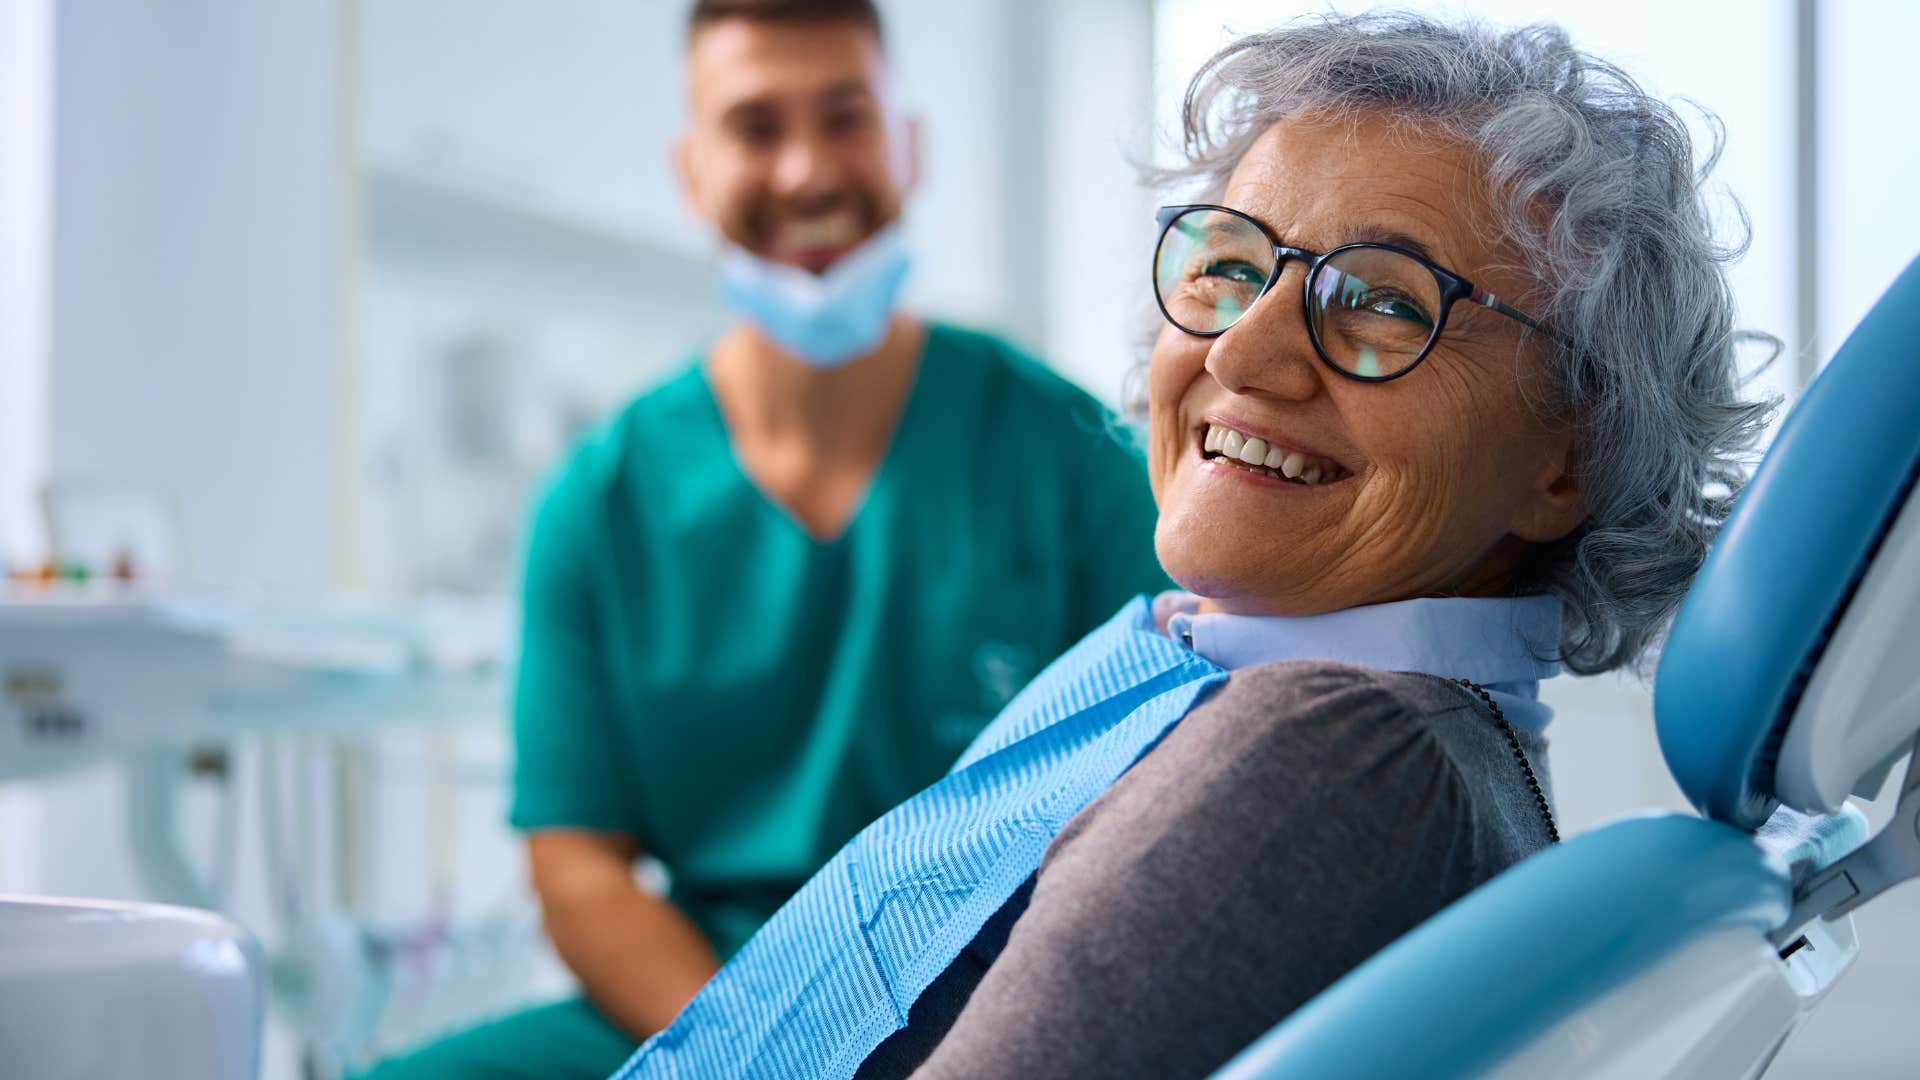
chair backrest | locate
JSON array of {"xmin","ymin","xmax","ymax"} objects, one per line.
[{"xmin": 1655, "ymin": 253, "xmax": 1920, "ymax": 829}]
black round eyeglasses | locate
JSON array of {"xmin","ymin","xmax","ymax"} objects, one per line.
[{"xmin": 1152, "ymin": 203, "xmax": 1564, "ymax": 383}]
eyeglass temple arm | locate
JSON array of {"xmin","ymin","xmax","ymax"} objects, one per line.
[{"xmin": 1469, "ymin": 286, "xmax": 1576, "ymax": 348}]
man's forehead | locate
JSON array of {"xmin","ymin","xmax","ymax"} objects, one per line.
[{"xmin": 686, "ymin": 19, "xmax": 887, "ymax": 109}]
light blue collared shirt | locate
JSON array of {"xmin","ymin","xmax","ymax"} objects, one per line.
[{"xmin": 1153, "ymin": 591, "xmax": 1563, "ymax": 733}]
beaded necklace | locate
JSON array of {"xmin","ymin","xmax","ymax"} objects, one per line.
[{"xmin": 1452, "ymin": 677, "xmax": 1560, "ymax": 844}]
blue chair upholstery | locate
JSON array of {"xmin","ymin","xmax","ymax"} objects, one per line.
[
  {"xmin": 1209, "ymin": 816, "xmax": 1792, "ymax": 1079},
  {"xmin": 1657, "ymin": 254, "xmax": 1920, "ymax": 829},
  {"xmin": 1210, "ymin": 253, "xmax": 1920, "ymax": 1079}
]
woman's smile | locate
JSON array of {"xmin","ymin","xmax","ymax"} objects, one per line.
[{"xmin": 1193, "ymin": 419, "xmax": 1355, "ymax": 488}]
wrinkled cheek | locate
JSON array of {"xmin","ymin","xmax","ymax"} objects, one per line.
[
  {"xmin": 1345, "ymin": 467, "xmax": 1442, "ymax": 553},
  {"xmin": 1146, "ymin": 331, "xmax": 1204, "ymax": 500},
  {"xmin": 1144, "ymin": 409, "xmax": 1180, "ymax": 501},
  {"xmin": 1148, "ymin": 326, "xmax": 1206, "ymax": 399}
]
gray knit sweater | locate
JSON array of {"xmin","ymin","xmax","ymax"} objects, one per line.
[{"xmin": 855, "ymin": 659, "xmax": 1556, "ymax": 1080}]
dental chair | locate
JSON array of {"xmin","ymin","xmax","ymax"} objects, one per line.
[{"xmin": 1213, "ymin": 253, "xmax": 1920, "ymax": 1080}]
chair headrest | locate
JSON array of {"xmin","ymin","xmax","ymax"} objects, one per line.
[{"xmin": 1656, "ymin": 254, "xmax": 1920, "ymax": 830}]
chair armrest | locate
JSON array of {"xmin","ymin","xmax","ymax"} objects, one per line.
[{"xmin": 1208, "ymin": 814, "xmax": 1791, "ymax": 1080}]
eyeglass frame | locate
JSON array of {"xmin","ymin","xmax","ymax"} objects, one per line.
[{"xmin": 1152, "ymin": 203, "xmax": 1567, "ymax": 384}]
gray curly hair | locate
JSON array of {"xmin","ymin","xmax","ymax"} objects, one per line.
[{"xmin": 1157, "ymin": 11, "xmax": 1775, "ymax": 675}]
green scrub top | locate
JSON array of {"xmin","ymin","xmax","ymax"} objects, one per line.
[{"xmin": 510, "ymin": 323, "xmax": 1168, "ymax": 959}]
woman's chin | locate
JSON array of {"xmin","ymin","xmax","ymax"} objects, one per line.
[
  {"xmin": 1156, "ymin": 525, "xmax": 1372, "ymax": 615},
  {"xmin": 1153, "ymin": 551, "xmax": 1290, "ymax": 614}
]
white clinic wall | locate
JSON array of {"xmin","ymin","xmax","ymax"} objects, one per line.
[
  {"xmin": 908, "ymin": 0, "xmax": 1160, "ymax": 399},
  {"xmin": 1817, "ymin": 0, "xmax": 1920, "ymax": 361},
  {"xmin": 45, "ymin": 0, "xmax": 348, "ymax": 590},
  {"xmin": 4, "ymin": 0, "xmax": 349, "ymax": 882},
  {"xmin": 0, "ymin": 0, "xmax": 51, "ymax": 873},
  {"xmin": 0, "ymin": 0, "xmax": 53, "ymax": 567},
  {"xmin": 1037, "ymin": 0, "xmax": 1161, "ymax": 404}
]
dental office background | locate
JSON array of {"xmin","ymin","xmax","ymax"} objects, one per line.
[{"xmin": 0, "ymin": 1, "xmax": 1914, "ymax": 1077}]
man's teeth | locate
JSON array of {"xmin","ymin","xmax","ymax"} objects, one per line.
[
  {"xmin": 781, "ymin": 213, "xmax": 860, "ymax": 250},
  {"xmin": 1200, "ymin": 423, "xmax": 1343, "ymax": 485}
]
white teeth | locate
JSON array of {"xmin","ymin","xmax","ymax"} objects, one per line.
[
  {"xmin": 1205, "ymin": 422, "xmax": 1341, "ymax": 485},
  {"xmin": 781, "ymin": 212, "xmax": 859, "ymax": 250}
]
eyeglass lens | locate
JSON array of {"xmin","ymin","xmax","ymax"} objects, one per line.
[{"xmin": 1154, "ymin": 207, "xmax": 1444, "ymax": 379}]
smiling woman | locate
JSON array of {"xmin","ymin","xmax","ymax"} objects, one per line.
[
  {"xmin": 1152, "ymin": 17, "xmax": 1775, "ymax": 671},
  {"xmin": 609, "ymin": 13, "xmax": 1774, "ymax": 1080},
  {"xmin": 1147, "ymin": 110, "xmax": 1591, "ymax": 617}
]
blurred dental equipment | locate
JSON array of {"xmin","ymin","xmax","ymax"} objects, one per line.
[
  {"xmin": 0, "ymin": 578, "xmax": 559, "ymax": 1075},
  {"xmin": 0, "ymin": 588, "xmax": 507, "ymax": 789}
]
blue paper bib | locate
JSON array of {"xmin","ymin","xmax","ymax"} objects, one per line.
[{"xmin": 615, "ymin": 597, "xmax": 1228, "ymax": 1079}]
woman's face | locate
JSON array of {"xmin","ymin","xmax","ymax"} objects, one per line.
[{"xmin": 1148, "ymin": 113, "xmax": 1587, "ymax": 616}]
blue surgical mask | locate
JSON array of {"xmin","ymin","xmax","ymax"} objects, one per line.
[{"xmin": 718, "ymin": 223, "xmax": 911, "ymax": 368}]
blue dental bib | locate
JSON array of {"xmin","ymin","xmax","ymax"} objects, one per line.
[{"xmin": 615, "ymin": 597, "xmax": 1228, "ymax": 1079}]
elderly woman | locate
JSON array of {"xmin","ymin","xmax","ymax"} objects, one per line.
[{"xmin": 617, "ymin": 13, "xmax": 1769, "ymax": 1080}]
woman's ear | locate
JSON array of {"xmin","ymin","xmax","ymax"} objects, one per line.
[{"xmin": 1510, "ymin": 433, "xmax": 1587, "ymax": 544}]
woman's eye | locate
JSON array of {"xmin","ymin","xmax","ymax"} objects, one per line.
[
  {"xmin": 1197, "ymin": 259, "xmax": 1266, "ymax": 287},
  {"xmin": 1363, "ymin": 293, "xmax": 1433, "ymax": 327}
]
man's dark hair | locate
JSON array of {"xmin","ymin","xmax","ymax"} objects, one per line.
[{"xmin": 687, "ymin": 0, "xmax": 884, "ymax": 45}]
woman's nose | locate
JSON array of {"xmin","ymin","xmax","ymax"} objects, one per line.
[{"xmin": 1202, "ymin": 270, "xmax": 1325, "ymax": 401}]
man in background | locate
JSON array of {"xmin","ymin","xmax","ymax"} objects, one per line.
[{"xmin": 359, "ymin": 2, "xmax": 1166, "ymax": 1076}]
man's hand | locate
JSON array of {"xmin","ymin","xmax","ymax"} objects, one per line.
[{"xmin": 528, "ymin": 830, "xmax": 721, "ymax": 1041}]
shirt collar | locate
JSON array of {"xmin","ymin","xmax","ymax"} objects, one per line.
[{"xmin": 1154, "ymin": 591, "xmax": 1564, "ymax": 729}]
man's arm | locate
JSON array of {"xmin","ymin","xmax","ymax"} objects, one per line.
[
  {"xmin": 512, "ymin": 465, "xmax": 718, "ymax": 1040},
  {"xmin": 528, "ymin": 829, "xmax": 721, "ymax": 1041}
]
